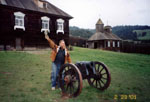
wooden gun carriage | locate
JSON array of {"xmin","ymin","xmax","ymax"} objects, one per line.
[{"xmin": 58, "ymin": 61, "xmax": 111, "ymax": 97}]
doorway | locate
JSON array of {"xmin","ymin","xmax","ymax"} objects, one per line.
[
  {"xmin": 94, "ymin": 42, "xmax": 98, "ymax": 49},
  {"xmin": 16, "ymin": 38, "xmax": 22, "ymax": 50}
]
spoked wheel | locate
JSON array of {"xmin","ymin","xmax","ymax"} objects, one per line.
[
  {"xmin": 59, "ymin": 63, "xmax": 83, "ymax": 97},
  {"xmin": 87, "ymin": 61, "xmax": 111, "ymax": 90}
]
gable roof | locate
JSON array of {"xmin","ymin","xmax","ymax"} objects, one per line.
[
  {"xmin": 88, "ymin": 32, "xmax": 122, "ymax": 41},
  {"xmin": 0, "ymin": 0, "xmax": 73, "ymax": 19}
]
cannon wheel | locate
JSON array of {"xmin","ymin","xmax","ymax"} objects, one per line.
[
  {"xmin": 59, "ymin": 63, "xmax": 83, "ymax": 97},
  {"xmin": 87, "ymin": 61, "xmax": 111, "ymax": 90}
]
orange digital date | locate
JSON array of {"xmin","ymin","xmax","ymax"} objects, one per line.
[{"xmin": 114, "ymin": 94, "xmax": 136, "ymax": 100}]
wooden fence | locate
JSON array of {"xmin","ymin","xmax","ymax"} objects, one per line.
[{"xmin": 120, "ymin": 41, "xmax": 150, "ymax": 54}]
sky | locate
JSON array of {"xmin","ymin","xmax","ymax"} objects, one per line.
[{"xmin": 48, "ymin": 0, "xmax": 150, "ymax": 29}]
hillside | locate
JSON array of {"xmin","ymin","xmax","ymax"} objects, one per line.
[
  {"xmin": 69, "ymin": 25, "xmax": 150, "ymax": 40},
  {"xmin": 69, "ymin": 26, "xmax": 95, "ymax": 39},
  {"xmin": 0, "ymin": 47, "xmax": 150, "ymax": 102},
  {"xmin": 133, "ymin": 29, "xmax": 150, "ymax": 40},
  {"xmin": 112, "ymin": 25, "xmax": 150, "ymax": 40}
]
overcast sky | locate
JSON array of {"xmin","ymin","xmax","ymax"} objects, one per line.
[{"xmin": 48, "ymin": 0, "xmax": 150, "ymax": 29}]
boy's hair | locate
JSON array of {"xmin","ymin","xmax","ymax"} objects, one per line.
[{"xmin": 59, "ymin": 39, "xmax": 65, "ymax": 44}]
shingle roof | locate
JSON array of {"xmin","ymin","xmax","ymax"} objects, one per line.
[
  {"xmin": 88, "ymin": 32, "xmax": 122, "ymax": 41},
  {"xmin": 96, "ymin": 18, "xmax": 103, "ymax": 24},
  {"xmin": 0, "ymin": 0, "xmax": 72, "ymax": 18},
  {"xmin": 89, "ymin": 18, "xmax": 121, "ymax": 41}
]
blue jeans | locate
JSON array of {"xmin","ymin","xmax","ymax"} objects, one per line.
[{"xmin": 51, "ymin": 62, "xmax": 63, "ymax": 87}]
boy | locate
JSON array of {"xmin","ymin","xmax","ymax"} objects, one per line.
[{"xmin": 45, "ymin": 33, "xmax": 71, "ymax": 90}]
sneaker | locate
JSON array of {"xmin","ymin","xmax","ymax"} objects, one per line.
[{"xmin": 51, "ymin": 87, "xmax": 55, "ymax": 90}]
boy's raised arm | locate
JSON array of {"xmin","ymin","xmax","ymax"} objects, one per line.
[{"xmin": 45, "ymin": 34, "xmax": 57, "ymax": 49}]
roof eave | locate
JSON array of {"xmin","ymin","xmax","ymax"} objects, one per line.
[{"xmin": 0, "ymin": 4, "xmax": 73, "ymax": 19}]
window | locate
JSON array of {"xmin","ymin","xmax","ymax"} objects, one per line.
[
  {"xmin": 117, "ymin": 41, "xmax": 120, "ymax": 47},
  {"xmin": 43, "ymin": 2, "xmax": 47, "ymax": 9},
  {"xmin": 14, "ymin": 12, "xmax": 25, "ymax": 31},
  {"xmin": 38, "ymin": 1, "xmax": 47, "ymax": 9},
  {"xmin": 113, "ymin": 41, "xmax": 115, "ymax": 47},
  {"xmin": 108, "ymin": 41, "xmax": 110, "ymax": 47},
  {"xmin": 57, "ymin": 19, "xmax": 64, "ymax": 34},
  {"xmin": 41, "ymin": 16, "xmax": 50, "ymax": 32}
]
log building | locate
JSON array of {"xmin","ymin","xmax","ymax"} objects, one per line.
[
  {"xmin": 0, "ymin": 0, "xmax": 72, "ymax": 50},
  {"xmin": 87, "ymin": 18, "xmax": 122, "ymax": 51}
]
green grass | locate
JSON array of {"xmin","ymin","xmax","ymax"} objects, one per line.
[
  {"xmin": 0, "ymin": 47, "xmax": 150, "ymax": 102},
  {"xmin": 133, "ymin": 29, "xmax": 150, "ymax": 40}
]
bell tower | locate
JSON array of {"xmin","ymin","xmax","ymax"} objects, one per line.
[{"xmin": 96, "ymin": 18, "xmax": 104, "ymax": 32}]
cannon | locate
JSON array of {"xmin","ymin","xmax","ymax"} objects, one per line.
[{"xmin": 58, "ymin": 61, "xmax": 111, "ymax": 97}]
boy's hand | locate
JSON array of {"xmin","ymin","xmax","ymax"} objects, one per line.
[{"xmin": 45, "ymin": 34, "xmax": 49, "ymax": 40}]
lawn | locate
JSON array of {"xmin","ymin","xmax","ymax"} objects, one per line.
[{"xmin": 0, "ymin": 47, "xmax": 150, "ymax": 102}]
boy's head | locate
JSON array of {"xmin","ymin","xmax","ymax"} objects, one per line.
[{"xmin": 59, "ymin": 39, "xmax": 66, "ymax": 49}]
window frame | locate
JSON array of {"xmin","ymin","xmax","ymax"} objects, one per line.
[
  {"xmin": 57, "ymin": 19, "xmax": 64, "ymax": 34},
  {"xmin": 117, "ymin": 41, "xmax": 120, "ymax": 47},
  {"xmin": 108, "ymin": 41, "xmax": 110, "ymax": 47},
  {"xmin": 43, "ymin": 2, "xmax": 47, "ymax": 8},
  {"xmin": 113, "ymin": 41, "xmax": 115, "ymax": 47},
  {"xmin": 41, "ymin": 16, "xmax": 50, "ymax": 32},
  {"xmin": 14, "ymin": 12, "xmax": 25, "ymax": 31}
]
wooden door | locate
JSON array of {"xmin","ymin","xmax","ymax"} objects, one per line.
[
  {"xmin": 94, "ymin": 42, "xmax": 98, "ymax": 49},
  {"xmin": 16, "ymin": 38, "xmax": 22, "ymax": 50}
]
